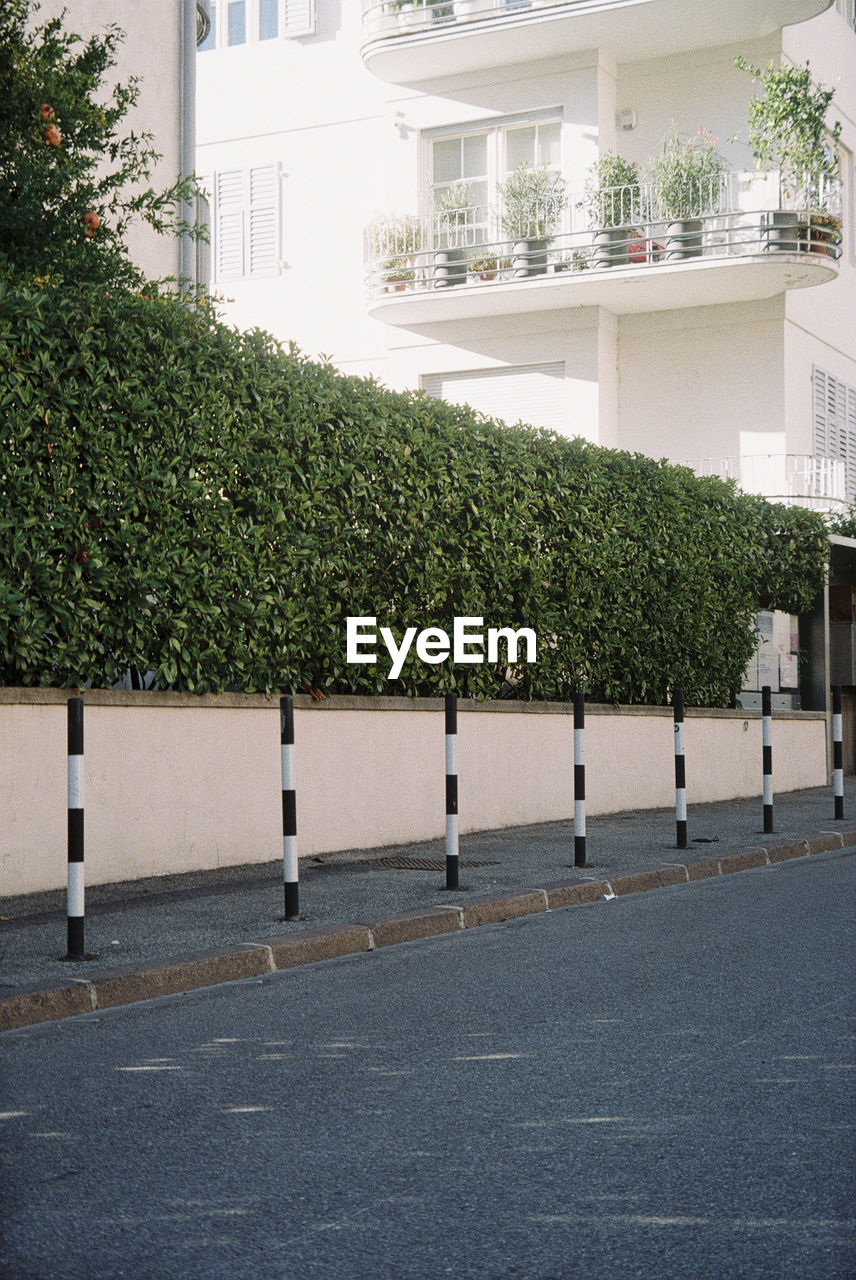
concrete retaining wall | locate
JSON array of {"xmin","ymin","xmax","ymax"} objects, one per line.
[{"xmin": 0, "ymin": 688, "xmax": 827, "ymax": 897}]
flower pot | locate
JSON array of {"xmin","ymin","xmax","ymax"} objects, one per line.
[
  {"xmin": 762, "ymin": 209, "xmax": 799, "ymax": 254},
  {"xmin": 664, "ymin": 218, "xmax": 703, "ymax": 260},
  {"xmin": 511, "ymin": 237, "xmax": 548, "ymax": 277},
  {"xmin": 592, "ymin": 227, "xmax": 628, "ymax": 268},
  {"xmin": 434, "ymin": 246, "xmax": 468, "ymax": 287},
  {"xmin": 806, "ymin": 216, "xmax": 841, "ymax": 257}
]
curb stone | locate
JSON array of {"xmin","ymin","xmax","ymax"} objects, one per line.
[{"xmin": 0, "ymin": 833, "xmax": 847, "ymax": 1032}]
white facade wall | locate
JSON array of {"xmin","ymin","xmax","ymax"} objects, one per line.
[{"xmin": 197, "ymin": 2, "xmax": 856, "ymax": 495}]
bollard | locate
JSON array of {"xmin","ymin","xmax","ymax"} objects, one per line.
[
  {"xmin": 280, "ymin": 696, "xmax": 299, "ymax": 920},
  {"xmin": 66, "ymin": 698, "xmax": 85, "ymax": 961},
  {"xmin": 574, "ymin": 691, "xmax": 586, "ymax": 868},
  {"xmin": 673, "ymin": 686, "xmax": 687, "ymax": 850},
  {"xmin": 762, "ymin": 684, "xmax": 774, "ymax": 834},
  {"xmin": 833, "ymin": 685, "xmax": 844, "ymax": 820},
  {"xmin": 445, "ymin": 692, "xmax": 459, "ymax": 890}
]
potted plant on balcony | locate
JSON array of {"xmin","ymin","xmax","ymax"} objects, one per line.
[
  {"xmin": 497, "ymin": 163, "xmax": 567, "ymax": 277},
  {"xmin": 432, "ymin": 182, "xmax": 476, "ymax": 287},
  {"xmin": 370, "ymin": 215, "xmax": 425, "ymax": 293},
  {"xmin": 467, "ymin": 252, "xmax": 509, "ymax": 282},
  {"xmin": 648, "ymin": 126, "xmax": 727, "ymax": 260},
  {"xmin": 735, "ymin": 56, "xmax": 842, "ymax": 255},
  {"xmin": 382, "ymin": 258, "xmax": 415, "ymax": 291},
  {"xmin": 581, "ymin": 151, "xmax": 641, "ymax": 268}
]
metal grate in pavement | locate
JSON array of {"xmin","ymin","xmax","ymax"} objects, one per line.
[{"xmin": 349, "ymin": 856, "xmax": 498, "ymax": 871}]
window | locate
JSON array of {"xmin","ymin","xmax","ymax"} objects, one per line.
[
  {"xmin": 227, "ymin": 0, "xmax": 246, "ymax": 45},
  {"xmin": 426, "ymin": 112, "xmax": 563, "ymax": 240},
  {"xmin": 422, "ymin": 363, "xmax": 567, "ymax": 435},
  {"xmin": 199, "ymin": 0, "xmax": 315, "ymax": 49},
  {"xmin": 209, "ymin": 165, "xmax": 282, "ymax": 281},
  {"xmin": 814, "ymin": 366, "xmax": 856, "ymax": 502}
]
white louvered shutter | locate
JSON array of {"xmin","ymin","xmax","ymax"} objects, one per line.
[
  {"xmin": 422, "ymin": 362, "xmax": 567, "ymax": 434},
  {"xmin": 249, "ymin": 166, "xmax": 279, "ymax": 275},
  {"xmin": 215, "ymin": 169, "xmax": 246, "ymax": 280},
  {"xmin": 813, "ymin": 366, "xmax": 856, "ymax": 503},
  {"xmin": 214, "ymin": 165, "xmax": 280, "ymax": 280},
  {"xmin": 282, "ymin": 0, "xmax": 316, "ymax": 36}
]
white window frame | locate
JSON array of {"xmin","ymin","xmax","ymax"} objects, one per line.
[
  {"xmin": 199, "ymin": 0, "xmax": 316, "ymax": 49},
  {"xmin": 422, "ymin": 110, "xmax": 564, "ymax": 240},
  {"xmin": 207, "ymin": 164, "xmax": 284, "ymax": 282}
]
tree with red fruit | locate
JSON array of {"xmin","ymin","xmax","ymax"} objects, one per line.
[{"xmin": 0, "ymin": 0, "xmax": 201, "ymax": 289}]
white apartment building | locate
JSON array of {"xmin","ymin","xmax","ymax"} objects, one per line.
[{"xmin": 197, "ymin": 0, "xmax": 855, "ymax": 520}]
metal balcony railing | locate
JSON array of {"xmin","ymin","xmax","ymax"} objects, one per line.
[
  {"xmin": 364, "ymin": 171, "xmax": 842, "ymax": 300},
  {"xmin": 682, "ymin": 454, "xmax": 847, "ymax": 510},
  {"xmin": 362, "ymin": 0, "xmax": 566, "ymax": 40}
]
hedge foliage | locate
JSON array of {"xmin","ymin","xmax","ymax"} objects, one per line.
[{"xmin": 0, "ymin": 283, "xmax": 830, "ymax": 705}]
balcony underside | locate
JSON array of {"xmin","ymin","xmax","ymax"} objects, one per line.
[
  {"xmin": 361, "ymin": 0, "xmax": 835, "ymax": 85},
  {"xmin": 367, "ymin": 252, "xmax": 838, "ymax": 325}
]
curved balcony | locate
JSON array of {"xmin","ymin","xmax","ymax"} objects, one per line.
[
  {"xmin": 365, "ymin": 172, "xmax": 842, "ymax": 326},
  {"xmin": 360, "ymin": 0, "xmax": 835, "ymax": 85},
  {"xmin": 681, "ymin": 454, "xmax": 847, "ymax": 513}
]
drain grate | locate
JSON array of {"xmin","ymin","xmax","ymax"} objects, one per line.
[{"xmin": 350, "ymin": 856, "xmax": 498, "ymax": 871}]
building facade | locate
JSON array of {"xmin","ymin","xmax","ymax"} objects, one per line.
[{"xmin": 198, "ymin": 0, "xmax": 855, "ymax": 515}]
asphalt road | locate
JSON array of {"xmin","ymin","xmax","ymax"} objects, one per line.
[{"xmin": 1, "ymin": 850, "xmax": 854, "ymax": 1280}]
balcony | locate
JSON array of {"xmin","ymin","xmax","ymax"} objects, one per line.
[
  {"xmin": 681, "ymin": 454, "xmax": 847, "ymax": 513},
  {"xmin": 365, "ymin": 172, "xmax": 842, "ymax": 326},
  {"xmin": 360, "ymin": 0, "xmax": 835, "ymax": 85}
]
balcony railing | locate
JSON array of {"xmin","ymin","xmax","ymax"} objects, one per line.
[
  {"xmin": 681, "ymin": 454, "xmax": 847, "ymax": 511},
  {"xmin": 361, "ymin": 0, "xmax": 837, "ymax": 73},
  {"xmin": 365, "ymin": 172, "xmax": 842, "ymax": 303},
  {"xmin": 362, "ymin": 0, "xmax": 564, "ymax": 41}
]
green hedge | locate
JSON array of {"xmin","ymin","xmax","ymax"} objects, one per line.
[{"xmin": 0, "ymin": 283, "xmax": 830, "ymax": 704}]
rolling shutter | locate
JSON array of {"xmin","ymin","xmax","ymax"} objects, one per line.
[{"xmin": 422, "ymin": 362, "xmax": 567, "ymax": 434}]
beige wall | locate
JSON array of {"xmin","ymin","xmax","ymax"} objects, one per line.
[
  {"xmin": 0, "ymin": 690, "xmax": 826, "ymax": 898},
  {"xmin": 37, "ymin": 0, "xmax": 193, "ymax": 282}
]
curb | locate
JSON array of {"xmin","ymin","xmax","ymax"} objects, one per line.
[{"xmin": 2, "ymin": 829, "xmax": 853, "ymax": 1033}]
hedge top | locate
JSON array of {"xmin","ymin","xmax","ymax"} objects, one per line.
[{"xmin": 0, "ymin": 283, "xmax": 830, "ymax": 705}]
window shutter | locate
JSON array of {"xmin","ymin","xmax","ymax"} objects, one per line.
[
  {"xmin": 422, "ymin": 363, "xmax": 567, "ymax": 435},
  {"xmin": 213, "ymin": 165, "xmax": 280, "ymax": 280},
  {"xmin": 215, "ymin": 169, "xmax": 246, "ymax": 279},
  {"xmin": 282, "ymin": 0, "xmax": 316, "ymax": 36},
  {"xmin": 813, "ymin": 366, "xmax": 856, "ymax": 503},
  {"xmin": 249, "ymin": 165, "xmax": 280, "ymax": 275}
]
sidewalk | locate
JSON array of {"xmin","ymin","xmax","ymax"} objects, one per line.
[{"xmin": 2, "ymin": 785, "xmax": 853, "ymax": 1031}]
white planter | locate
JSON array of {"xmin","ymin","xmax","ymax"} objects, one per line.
[
  {"xmin": 735, "ymin": 170, "xmax": 780, "ymax": 213},
  {"xmin": 454, "ymin": 0, "xmax": 493, "ymax": 19},
  {"xmin": 396, "ymin": 2, "xmax": 427, "ymax": 30}
]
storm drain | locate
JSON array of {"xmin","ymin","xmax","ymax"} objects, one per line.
[{"xmin": 350, "ymin": 856, "xmax": 498, "ymax": 871}]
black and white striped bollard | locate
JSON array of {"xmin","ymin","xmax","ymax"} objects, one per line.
[
  {"xmin": 833, "ymin": 685, "xmax": 844, "ymax": 820},
  {"xmin": 280, "ymin": 696, "xmax": 299, "ymax": 919},
  {"xmin": 673, "ymin": 686, "xmax": 688, "ymax": 850},
  {"xmin": 762, "ymin": 684, "xmax": 774, "ymax": 834},
  {"xmin": 574, "ymin": 692, "xmax": 586, "ymax": 868},
  {"xmin": 445, "ymin": 693, "xmax": 459, "ymax": 890},
  {"xmin": 66, "ymin": 697, "xmax": 85, "ymax": 961}
]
